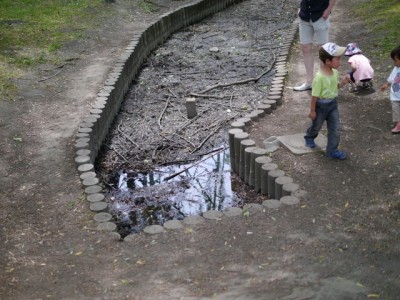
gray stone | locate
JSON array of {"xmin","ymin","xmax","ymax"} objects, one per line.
[
  {"xmin": 223, "ymin": 207, "xmax": 242, "ymax": 217},
  {"xmin": 75, "ymin": 155, "xmax": 90, "ymax": 165},
  {"xmin": 163, "ymin": 220, "xmax": 183, "ymax": 230},
  {"xmin": 76, "ymin": 149, "xmax": 91, "ymax": 156},
  {"xmin": 203, "ymin": 210, "xmax": 223, "ymax": 220},
  {"xmin": 124, "ymin": 234, "xmax": 138, "ymax": 242},
  {"xmin": 87, "ymin": 193, "xmax": 105, "ymax": 203},
  {"xmin": 262, "ymin": 199, "xmax": 282, "ymax": 209},
  {"xmin": 85, "ymin": 185, "xmax": 102, "ymax": 194},
  {"xmin": 143, "ymin": 225, "xmax": 165, "ymax": 235},
  {"xmin": 94, "ymin": 212, "xmax": 112, "ymax": 223},
  {"xmin": 183, "ymin": 215, "xmax": 205, "ymax": 225},
  {"xmin": 80, "ymin": 171, "xmax": 97, "ymax": 180},
  {"xmin": 243, "ymin": 203, "xmax": 262, "ymax": 212},
  {"xmin": 82, "ymin": 177, "xmax": 99, "ymax": 187},
  {"xmin": 97, "ymin": 222, "xmax": 117, "ymax": 232},
  {"xmin": 280, "ymin": 196, "xmax": 300, "ymax": 206},
  {"xmin": 282, "ymin": 182, "xmax": 300, "ymax": 196},
  {"xmin": 90, "ymin": 201, "xmax": 108, "ymax": 212}
]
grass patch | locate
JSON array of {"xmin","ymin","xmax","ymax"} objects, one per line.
[
  {"xmin": 354, "ymin": 0, "xmax": 400, "ymax": 58},
  {"xmin": 137, "ymin": 0, "xmax": 156, "ymax": 13},
  {"xmin": 0, "ymin": 0, "xmax": 109, "ymax": 100}
]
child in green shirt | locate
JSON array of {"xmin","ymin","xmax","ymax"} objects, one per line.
[{"xmin": 304, "ymin": 42, "xmax": 350, "ymax": 160}]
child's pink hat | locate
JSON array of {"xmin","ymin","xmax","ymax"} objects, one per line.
[{"xmin": 345, "ymin": 43, "xmax": 362, "ymax": 56}]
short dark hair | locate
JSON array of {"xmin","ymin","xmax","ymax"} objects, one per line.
[
  {"xmin": 319, "ymin": 47, "xmax": 334, "ymax": 63},
  {"xmin": 390, "ymin": 45, "xmax": 400, "ymax": 60}
]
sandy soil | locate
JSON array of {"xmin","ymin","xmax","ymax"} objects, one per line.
[{"xmin": 1, "ymin": 0, "xmax": 399, "ymax": 299}]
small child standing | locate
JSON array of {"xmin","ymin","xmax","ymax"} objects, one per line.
[
  {"xmin": 304, "ymin": 42, "xmax": 350, "ymax": 160},
  {"xmin": 344, "ymin": 43, "xmax": 374, "ymax": 93},
  {"xmin": 380, "ymin": 45, "xmax": 400, "ymax": 134}
]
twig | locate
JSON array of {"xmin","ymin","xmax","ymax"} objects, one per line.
[
  {"xmin": 117, "ymin": 122, "xmax": 139, "ymax": 147},
  {"xmin": 229, "ymin": 94, "xmax": 234, "ymax": 111},
  {"xmin": 37, "ymin": 65, "xmax": 64, "ymax": 82},
  {"xmin": 189, "ymin": 93, "xmax": 226, "ymax": 99},
  {"xmin": 190, "ymin": 127, "xmax": 220, "ymax": 154},
  {"xmin": 191, "ymin": 113, "xmax": 238, "ymax": 154},
  {"xmin": 158, "ymin": 97, "xmax": 170, "ymax": 129},
  {"xmin": 173, "ymin": 132, "xmax": 196, "ymax": 148},
  {"xmin": 106, "ymin": 145, "xmax": 128, "ymax": 162}
]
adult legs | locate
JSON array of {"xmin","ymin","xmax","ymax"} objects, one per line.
[
  {"xmin": 295, "ymin": 17, "xmax": 328, "ymax": 91},
  {"xmin": 301, "ymin": 43, "xmax": 314, "ymax": 86}
]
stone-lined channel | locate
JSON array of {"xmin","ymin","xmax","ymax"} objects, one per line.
[{"xmin": 93, "ymin": 0, "xmax": 298, "ymax": 236}]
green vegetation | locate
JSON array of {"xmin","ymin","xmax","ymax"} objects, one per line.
[
  {"xmin": 354, "ymin": 0, "xmax": 400, "ymax": 57},
  {"xmin": 137, "ymin": 0, "xmax": 156, "ymax": 13},
  {"xmin": 0, "ymin": 0, "xmax": 108, "ymax": 100}
]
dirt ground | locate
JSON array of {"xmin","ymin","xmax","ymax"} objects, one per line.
[{"xmin": 1, "ymin": 0, "xmax": 399, "ymax": 299}]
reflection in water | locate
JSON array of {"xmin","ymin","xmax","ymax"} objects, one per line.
[{"xmin": 107, "ymin": 148, "xmax": 241, "ymax": 234}]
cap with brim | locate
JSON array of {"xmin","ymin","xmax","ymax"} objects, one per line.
[{"xmin": 322, "ymin": 42, "xmax": 346, "ymax": 57}]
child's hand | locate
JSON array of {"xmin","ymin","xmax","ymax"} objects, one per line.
[
  {"xmin": 380, "ymin": 82, "xmax": 390, "ymax": 92},
  {"xmin": 308, "ymin": 111, "xmax": 316, "ymax": 121},
  {"xmin": 339, "ymin": 75, "xmax": 350, "ymax": 87}
]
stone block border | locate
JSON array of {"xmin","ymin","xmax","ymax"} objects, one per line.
[{"xmin": 74, "ymin": 0, "xmax": 304, "ymax": 239}]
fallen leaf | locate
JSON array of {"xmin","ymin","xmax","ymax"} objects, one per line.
[
  {"xmin": 356, "ymin": 282, "xmax": 364, "ymax": 287},
  {"xmin": 367, "ymin": 294, "xmax": 380, "ymax": 298},
  {"xmin": 136, "ymin": 259, "xmax": 145, "ymax": 265},
  {"xmin": 242, "ymin": 209, "xmax": 250, "ymax": 217},
  {"xmin": 184, "ymin": 228, "xmax": 193, "ymax": 234}
]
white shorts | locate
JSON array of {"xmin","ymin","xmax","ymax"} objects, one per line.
[{"xmin": 299, "ymin": 17, "xmax": 330, "ymax": 45}]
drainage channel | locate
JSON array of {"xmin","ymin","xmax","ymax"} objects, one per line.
[{"xmin": 94, "ymin": 0, "xmax": 298, "ymax": 236}]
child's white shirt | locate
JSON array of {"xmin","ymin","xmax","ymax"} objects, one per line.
[{"xmin": 387, "ymin": 66, "xmax": 400, "ymax": 101}]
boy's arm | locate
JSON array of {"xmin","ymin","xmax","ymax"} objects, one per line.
[
  {"xmin": 308, "ymin": 96, "xmax": 318, "ymax": 120},
  {"xmin": 338, "ymin": 75, "xmax": 350, "ymax": 88}
]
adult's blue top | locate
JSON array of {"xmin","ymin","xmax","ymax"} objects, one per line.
[{"xmin": 299, "ymin": 0, "xmax": 329, "ymax": 22}]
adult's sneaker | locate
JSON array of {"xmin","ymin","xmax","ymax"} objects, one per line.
[
  {"xmin": 326, "ymin": 150, "xmax": 347, "ymax": 160},
  {"xmin": 293, "ymin": 83, "xmax": 312, "ymax": 91}
]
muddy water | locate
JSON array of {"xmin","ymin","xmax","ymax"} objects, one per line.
[{"xmin": 107, "ymin": 148, "xmax": 242, "ymax": 234}]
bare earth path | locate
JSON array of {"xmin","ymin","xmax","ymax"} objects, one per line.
[{"xmin": 1, "ymin": 0, "xmax": 399, "ymax": 299}]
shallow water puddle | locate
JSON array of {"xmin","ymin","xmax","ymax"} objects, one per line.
[{"xmin": 107, "ymin": 148, "xmax": 241, "ymax": 234}]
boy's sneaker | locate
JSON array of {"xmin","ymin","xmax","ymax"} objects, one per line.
[
  {"xmin": 305, "ymin": 138, "xmax": 316, "ymax": 148},
  {"xmin": 326, "ymin": 150, "xmax": 347, "ymax": 160}
]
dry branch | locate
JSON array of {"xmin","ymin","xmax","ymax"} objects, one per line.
[
  {"xmin": 158, "ymin": 97, "xmax": 170, "ymax": 129},
  {"xmin": 192, "ymin": 53, "xmax": 276, "ymax": 95}
]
